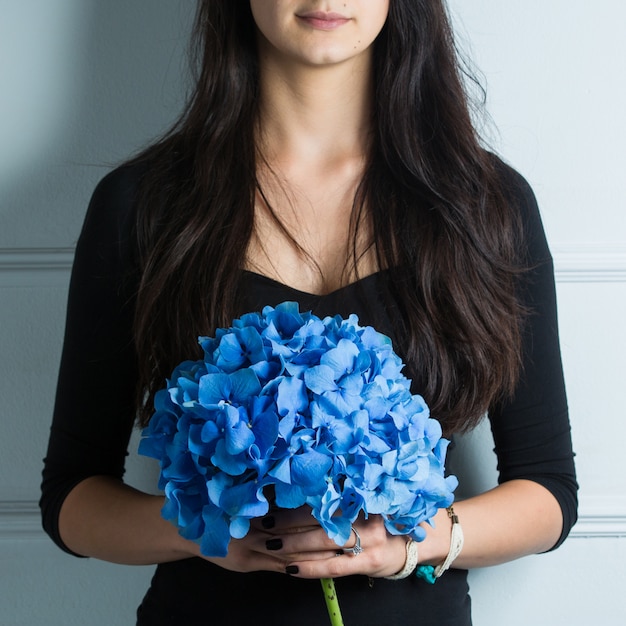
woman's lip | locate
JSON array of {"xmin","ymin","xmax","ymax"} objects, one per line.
[{"xmin": 296, "ymin": 11, "xmax": 351, "ymax": 30}]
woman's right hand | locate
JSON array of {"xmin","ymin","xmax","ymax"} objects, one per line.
[
  {"xmin": 198, "ymin": 524, "xmax": 289, "ymax": 574},
  {"xmin": 199, "ymin": 507, "xmax": 335, "ymax": 574}
]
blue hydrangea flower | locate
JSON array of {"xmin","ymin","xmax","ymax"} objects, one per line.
[{"xmin": 139, "ymin": 301, "xmax": 458, "ymax": 556}]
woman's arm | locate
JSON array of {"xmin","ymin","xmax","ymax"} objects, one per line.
[
  {"xmin": 419, "ymin": 479, "xmax": 563, "ymax": 569},
  {"xmin": 261, "ymin": 478, "xmax": 562, "ymax": 579},
  {"xmin": 58, "ymin": 476, "xmax": 192, "ymax": 564},
  {"xmin": 40, "ymin": 166, "xmax": 259, "ymax": 571},
  {"xmin": 57, "ymin": 475, "xmax": 325, "ymax": 574},
  {"xmin": 40, "ymin": 166, "xmax": 140, "ymax": 555}
]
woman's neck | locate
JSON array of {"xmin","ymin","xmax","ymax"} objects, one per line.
[
  {"xmin": 255, "ymin": 53, "xmax": 374, "ymax": 168},
  {"xmin": 248, "ymin": 46, "xmax": 378, "ymax": 294}
]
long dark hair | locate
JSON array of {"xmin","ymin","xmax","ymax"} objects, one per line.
[{"xmin": 132, "ymin": 0, "xmax": 525, "ymax": 434}]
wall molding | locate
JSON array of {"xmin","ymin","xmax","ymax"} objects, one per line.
[
  {"xmin": 0, "ymin": 501, "xmax": 46, "ymax": 541},
  {"xmin": 551, "ymin": 243, "xmax": 626, "ymax": 283},
  {"xmin": 1, "ymin": 498, "xmax": 625, "ymax": 541},
  {"xmin": 1, "ymin": 244, "xmax": 625, "ymax": 287},
  {"xmin": 0, "ymin": 247, "xmax": 74, "ymax": 288},
  {"xmin": 569, "ymin": 495, "xmax": 626, "ymax": 539}
]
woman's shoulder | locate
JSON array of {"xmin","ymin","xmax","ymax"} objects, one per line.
[
  {"xmin": 88, "ymin": 160, "xmax": 148, "ymax": 217},
  {"xmin": 488, "ymin": 153, "xmax": 537, "ymax": 212},
  {"xmin": 488, "ymin": 153, "xmax": 551, "ymax": 264},
  {"xmin": 73, "ymin": 160, "xmax": 151, "ymax": 278},
  {"xmin": 79, "ymin": 159, "xmax": 152, "ymax": 244}
]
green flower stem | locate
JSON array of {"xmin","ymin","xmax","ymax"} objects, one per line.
[{"xmin": 320, "ymin": 578, "xmax": 344, "ymax": 626}]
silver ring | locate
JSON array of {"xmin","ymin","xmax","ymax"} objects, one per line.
[{"xmin": 343, "ymin": 526, "xmax": 363, "ymax": 556}]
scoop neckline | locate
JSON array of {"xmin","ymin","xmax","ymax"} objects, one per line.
[{"xmin": 241, "ymin": 269, "xmax": 385, "ymax": 299}]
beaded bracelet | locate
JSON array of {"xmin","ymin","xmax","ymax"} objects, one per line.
[{"xmin": 415, "ymin": 505, "xmax": 464, "ymax": 584}]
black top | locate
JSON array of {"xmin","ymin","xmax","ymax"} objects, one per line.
[{"xmin": 40, "ymin": 162, "xmax": 577, "ymax": 626}]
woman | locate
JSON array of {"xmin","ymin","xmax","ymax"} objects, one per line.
[{"xmin": 40, "ymin": 1, "xmax": 577, "ymax": 624}]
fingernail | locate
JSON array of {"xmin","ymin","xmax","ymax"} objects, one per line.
[
  {"xmin": 261, "ymin": 516, "xmax": 275, "ymax": 529},
  {"xmin": 266, "ymin": 538, "xmax": 283, "ymax": 551},
  {"xmin": 335, "ymin": 550, "xmax": 344, "ymax": 556},
  {"xmin": 285, "ymin": 565, "xmax": 299, "ymax": 575}
]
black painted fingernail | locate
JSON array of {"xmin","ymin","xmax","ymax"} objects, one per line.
[
  {"xmin": 261, "ymin": 516, "xmax": 275, "ymax": 529},
  {"xmin": 266, "ymin": 538, "xmax": 283, "ymax": 551},
  {"xmin": 285, "ymin": 565, "xmax": 299, "ymax": 575},
  {"xmin": 335, "ymin": 550, "xmax": 344, "ymax": 556}
]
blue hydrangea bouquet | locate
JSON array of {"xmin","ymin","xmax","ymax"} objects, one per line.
[{"xmin": 139, "ymin": 301, "xmax": 457, "ymax": 625}]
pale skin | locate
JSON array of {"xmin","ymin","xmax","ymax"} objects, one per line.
[{"xmin": 59, "ymin": 1, "xmax": 564, "ymax": 580}]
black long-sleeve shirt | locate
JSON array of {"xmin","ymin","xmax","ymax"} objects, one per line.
[{"xmin": 40, "ymin": 162, "xmax": 577, "ymax": 625}]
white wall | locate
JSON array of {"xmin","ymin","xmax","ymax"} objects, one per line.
[
  {"xmin": 449, "ymin": 2, "xmax": 626, "ymax": 623},
  {"xmin": 1, "ymin": 1, "xmax": 624, "ymax": 624}
]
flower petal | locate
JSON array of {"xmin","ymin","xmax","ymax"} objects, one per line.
[
  {"xmin": 290, "ymin": 450, "xmax": 333, "ymax": 492},
  {"xmin": 304, "ymin": 364, "xmax": 337, "ymax": 395},
  {"xmin": 276, "ymin": 377, "xmax": 308, "ymax": 416}
]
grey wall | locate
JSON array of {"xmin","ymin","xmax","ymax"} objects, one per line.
[
  {"xmin": 1, "ymin": 1, "xmax": 625, "ymax": 624},
  {"xmin": 0, "ymin": 2, "xmax": 192, "ymax": 624}
]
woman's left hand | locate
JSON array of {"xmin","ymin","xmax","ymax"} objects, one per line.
[{"xmin": 251, "ymin": 507, "xmax": 409, "ymax": 579}]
